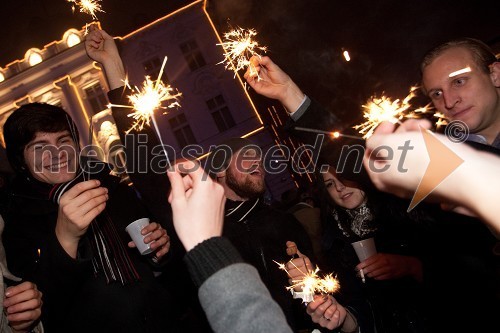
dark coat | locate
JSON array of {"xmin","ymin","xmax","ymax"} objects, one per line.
[
  {"xmin": 290, "ymin": 97, "xmax": 500, "ymax": 333},
  {"xmin": 2, "ymin": 171, "xmax": 179, "ymax": 333},
  {"xmin": 223, "ymin": 198, "xmax": 315, "ymax": 331}
]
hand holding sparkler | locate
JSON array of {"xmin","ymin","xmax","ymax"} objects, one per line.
[
  {"xmin": 244, "ymin": 56, "xmax": 306, "ymax": 114},
  {"xmin": 306, "ymin": 294, "xmax": 358, "ymax": 332},
  {"xmin": 217, "ymin": 26, "xmax": 267, "ymax": 79},
  {"xmin": 276, "ymin": 242, "xmax": 340, "ymax": 303},
  {"xmin": 167, "ymin": 160, "xmax": 226, "ymax": 252},
  {"xmin": 85, "ymin": 25, "xmax": 125, "ymax": 89},
  {"xmin": 276, "ymin": 243, "xmax": 357, "ymax": 332}
]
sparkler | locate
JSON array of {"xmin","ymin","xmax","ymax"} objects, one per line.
[
  {"xmin": 107, "ymin": 56, "xmax": 182, "ymax": 168},
  {"xmin": 293, "ymin": 127, "xmax": 363, "ymax": 141},
  {"xmin": 217, "ymin": 26, "xmax": 267, "ymax": 79},
  {"xmin": 354, "ymin": 86, "xmax": 434, "ymax": 139},
  {"xmin": 68, "ymin": 0, "xmax": 104, "ymax": 20},
  {"xmin": 275, "ymin": 259, "xmax": 340, "ymax": 304}
]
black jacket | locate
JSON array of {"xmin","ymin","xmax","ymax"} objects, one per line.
[{"xmin": 2, "ymin": 171, "xmax": 179, "ymax": 333}]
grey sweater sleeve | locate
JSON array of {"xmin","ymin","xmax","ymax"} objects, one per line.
[{"xmin": 184, "ymin": 237, "xmax": 292, "ymax": 333}]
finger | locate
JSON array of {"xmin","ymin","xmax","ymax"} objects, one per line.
[
  {"xmin": 5, "ymin": 282, "xmax": 36, "ymax": 298},
  {"xmin": 182, "ymin": 174, "xmax": 194, "ymax": 193},
  {"xmin": 306, "ymin": 296, "xmax": 327, "ymax": 314},
  {"xmin": 153, "ymin": 239, "xmax": 171, "ymax": 258},
  {"xmin": 86, "ymin": 40, "xmax": 101, "ymax": 49},
  {"xmin": 397, "ymin": 118, "xmax": 432, "ymax": 133},
  {"xmin": 258, "ymin": 56, "xmax": 273, "ymax": 68},
  {"xmin": 88, "ymin": 31, "xmax": 102, "ymax": 43},
  {"xmin": 7, "ymin": 305, "xmax": 41, "ymax": 322},
  {"xmin": 70, "ymin": 194, "xmax": 108, "ymax": 217},
  {"xmin": 61, "ymin": 180, "xmax": 102, "ymax": 202},
  {"xmin": 127, "ymin": 241, "xmax": 136, "ymax": 248},
  {"xmin": 4, "ymin": 289, "xmax": 41, "ymax": 310},
  {"xmin": 141, "ymin": 222, "xmax": 159, "ymax": 235},
  {"xmin": 286, "ymin": 241, "xmax": 297, "ymax": 256},
  {"xmin": 175, "ymin": 159, "xmax": 200, "ymax": 174},
  {"xmin": 167, "ymin": 167, "xmax": 186, "ymax": 203},
  {"xmin": 99, "ymin": 29, "xmax": 113, "ymax": 40},
  {"xmin": 87, "ymin": 22, "xmax": 98, "ymax": 33},
  {"xmin": 82, "ymin": 202, "xmax": 106, "ymax": 222}
]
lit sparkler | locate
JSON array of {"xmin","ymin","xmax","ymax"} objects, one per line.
[
  {"xmin": 275, "ymin": 259, "xmax": 340, "ymax": 304},
  {"xmin": 68, "ymin": 0, "xmax": 104, "ymax": 20},
  {"xmin": 354, "ymin": 86, "xmax": 434, "ymax": 139},
  {"xmin": 433, "ymin": 112, "xmax": 449, "ymax": 129},
  {"xmin": 107, "ymin": 56, "xmax": 182, "ymax": 167},
  {"xmin": 293, "ymin": 127, "xmax": 363, "ymax": 141},
  {"xmin": 217, "ymin": 26, "xmax": 267, "ymax": 79}
]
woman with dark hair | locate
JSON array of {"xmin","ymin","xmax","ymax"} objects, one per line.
[
  {"xmin": 314, "ymin": 163, "xmax": 429, "ymax": 333},
  {"xmin": 1, "ymin": 102, "xmax": 178, "ymax": 332}
]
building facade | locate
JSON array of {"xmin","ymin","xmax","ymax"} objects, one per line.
[{"xmin": 0, "ymin": 0, "xmax": 296, "ymax": 200}]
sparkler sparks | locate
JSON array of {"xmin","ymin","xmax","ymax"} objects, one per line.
[
  {"xmin": 107, "ymin": 56, "xmax": 182, "ymax": 166},
  {"xmin": 217, "ymin": 26, "xmax": 267, "ymax": 78},
  {"xmin": 68, "ymin": 0, "xmax": 104, "ymax": 20},
  {"xmin": 275, "ymin": 259, "xmax": 340, "ymax": 304},
  {"xmin": 354, "ymin": 86, "xmax": 434, "ymax": 139}
]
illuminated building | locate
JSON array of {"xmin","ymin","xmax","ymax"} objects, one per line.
[{"xmin": 0, "ymin": 0, "xmax": 295, "ymax": 199}]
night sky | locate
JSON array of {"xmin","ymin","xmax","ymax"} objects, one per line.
[{"xmin": 1, "ymin": 0, "xmax": 498, "ymax": 126}]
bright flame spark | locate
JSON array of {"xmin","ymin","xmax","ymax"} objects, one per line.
[
  {"xmin": 275, "ymin": 260, "xmax": 340, "ymax": 303},
  {"xmin": 434, "ymin": 112, "xmax": 449, "ymax": 129},
  {"xmin": 108, "ymin": 57, "xmax": 182, "ymax": 134},
  {"xmin": 354, "ymin": 86, "xmax": 436, "ymax": 139},
  {"xmin": 217, "ymin": 26, "xmax": 267, "ymax": 78},
  {"xmin": 68, "ymin": 0, "xmax": 104, "ymax": 20}
]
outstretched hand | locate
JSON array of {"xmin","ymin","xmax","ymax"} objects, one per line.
[
  {"xmin": 167, "ymin": 161, "xmax": 226, "ymax": 252},
  {"xmin": 84, "ymin": 24, "xmax": 125, "ymax": 89},
  {"xmin": 244, "ymin": 56, "xmax": 305, "ymax": 112}
]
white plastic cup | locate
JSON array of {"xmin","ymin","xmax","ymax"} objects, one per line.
[
  {"xmin": 125, "ymin": 218, "xmax": 153, "ymax": 255},
  {"xmin": 351, "ymin": 237, "xmax": 377, "ymax": 262}
]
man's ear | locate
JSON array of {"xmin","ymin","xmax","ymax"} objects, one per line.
[{"xmin": 490, "ymin": 62, "xmax": 500, "ymax": 88}]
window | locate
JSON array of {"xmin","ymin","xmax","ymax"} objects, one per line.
[
  {"xmin": 142, "ymin": 56, "xmax": 169, "ymax": 83},
  {"xmin": 179, "ymin": 39, "xmax": 206, "ymax": 71},
  {"xmin": 206, "ymin": 95, "xmax": 235, "ymax": 132},
  {"xmin": 84, "ymin": 83, "xmax": 108, "ymax": 114},
  {"xmin": 168, "ymin": 113, "xmax": 197, "ymax": 148}
]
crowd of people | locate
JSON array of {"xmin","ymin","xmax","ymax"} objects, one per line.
[{"xmin": 0, "ymin": 24, "xmax": 498, "ymax": 333}]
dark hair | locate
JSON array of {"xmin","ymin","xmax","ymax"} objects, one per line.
[
  {"xmin": 204, "ymin": 137, "xmax": 257, "ymax": 177},
  {"xmin": 420, "ymin": 37, "xmax": 497, "ymax": 75},
  {"xmin": 3, "ymin": 103, "xmax": 77, "ymax": 173}
]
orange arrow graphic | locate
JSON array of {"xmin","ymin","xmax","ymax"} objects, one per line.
[{"xmin": 408, "ymin": 127, "xmax": 464, "ymax": 211}]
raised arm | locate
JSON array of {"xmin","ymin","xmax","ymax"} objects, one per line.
[
  {"xmin": 167, "ymin": 161, "xmax": 293, "ymax": 333},
  {"xmin": 244, "ymin": 56, "xmax": 305, "ymax": 113},
  {"xmin": 85, "ymin": 24, "xmax": 125, "ymax": 89}
]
